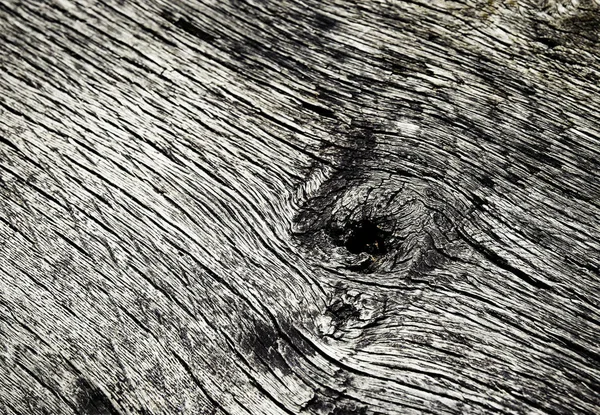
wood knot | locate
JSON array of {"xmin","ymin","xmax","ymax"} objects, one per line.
[
  {"xmin": 317, "ymin": 286, "xmax": 388, "ymax": 340},
  {"xmin": 329, "ymin": 219, "xmax": 389, "ymax": 256},
  {"xmin": 301, "ymin": 388, "xmax": 368, "ymax": 415},
  {"xmin": 293, "ymin": 179, "xmax": 458, "ymax": 278},
  {"xmin": 293, "ymin": 118, "xmax": 464, "ymax": 282}
]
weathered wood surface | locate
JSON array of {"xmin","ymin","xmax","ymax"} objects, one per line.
[{"xmin": 1, "ymin": 0, "xmax": 599, "ymax": 414}]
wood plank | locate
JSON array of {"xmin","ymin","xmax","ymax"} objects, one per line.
[{"xmin": 0, "ymin": 0, "xmax": 599, "ymax": 413}]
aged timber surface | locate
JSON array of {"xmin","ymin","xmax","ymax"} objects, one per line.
[{"xmin": 0, "ymin": 0, "xmax": 599, "ymax": 414}]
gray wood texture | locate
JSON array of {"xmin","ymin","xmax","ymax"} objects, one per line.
[{"xmin": 1, "ymin": 0, "xmax": 599, "ymax": 414}]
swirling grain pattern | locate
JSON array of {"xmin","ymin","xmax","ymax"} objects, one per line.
[{"xmin": 0, "ymin": 0, "xmax": 599, "ymax": 414}]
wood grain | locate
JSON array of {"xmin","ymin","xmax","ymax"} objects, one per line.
[{"xmin": 0, "ymin": 0, "xmax": 599, "ymax": 414}]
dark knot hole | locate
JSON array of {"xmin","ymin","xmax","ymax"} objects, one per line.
[{"xmin": 344, "ymin": 220, "xmax": 388, "ymax": 255}]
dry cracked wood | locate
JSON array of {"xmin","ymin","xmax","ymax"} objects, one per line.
[{"xmin": 0, "ymin": 0, "xmax": 599, "ymax": 414}]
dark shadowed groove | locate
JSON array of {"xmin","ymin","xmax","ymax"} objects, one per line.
[
  {"xmin": 300, "ymin": 101, "xmax": 336, "ymax": 118},
  {"xmin": 170, "ymin": 15, "xmax": 216, "ymax": 44},
  {"xmin": 75, "ymin": 379, "xmax": 123, "ymax": 415},
  {"xmin": 0, "ymin": 136, "xmax": 20, "ymax": 153},
  {"xmin": 170, "ymin": 352, "xmax": 236, "ymax": 415},
  {"xmin": 0, "ymin": 215, "xmax": 37, "ymax": 246},
  {"xmin": 14, "ymin": 361, "xmax": 79, "ymax": 414},
  {"xmin": 290, "ymin": 324, "xmax": 471, "ymax": 406},
  {"xmin": 459, "ymin": 230, "xmax": 553, "ymax": 291}
]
